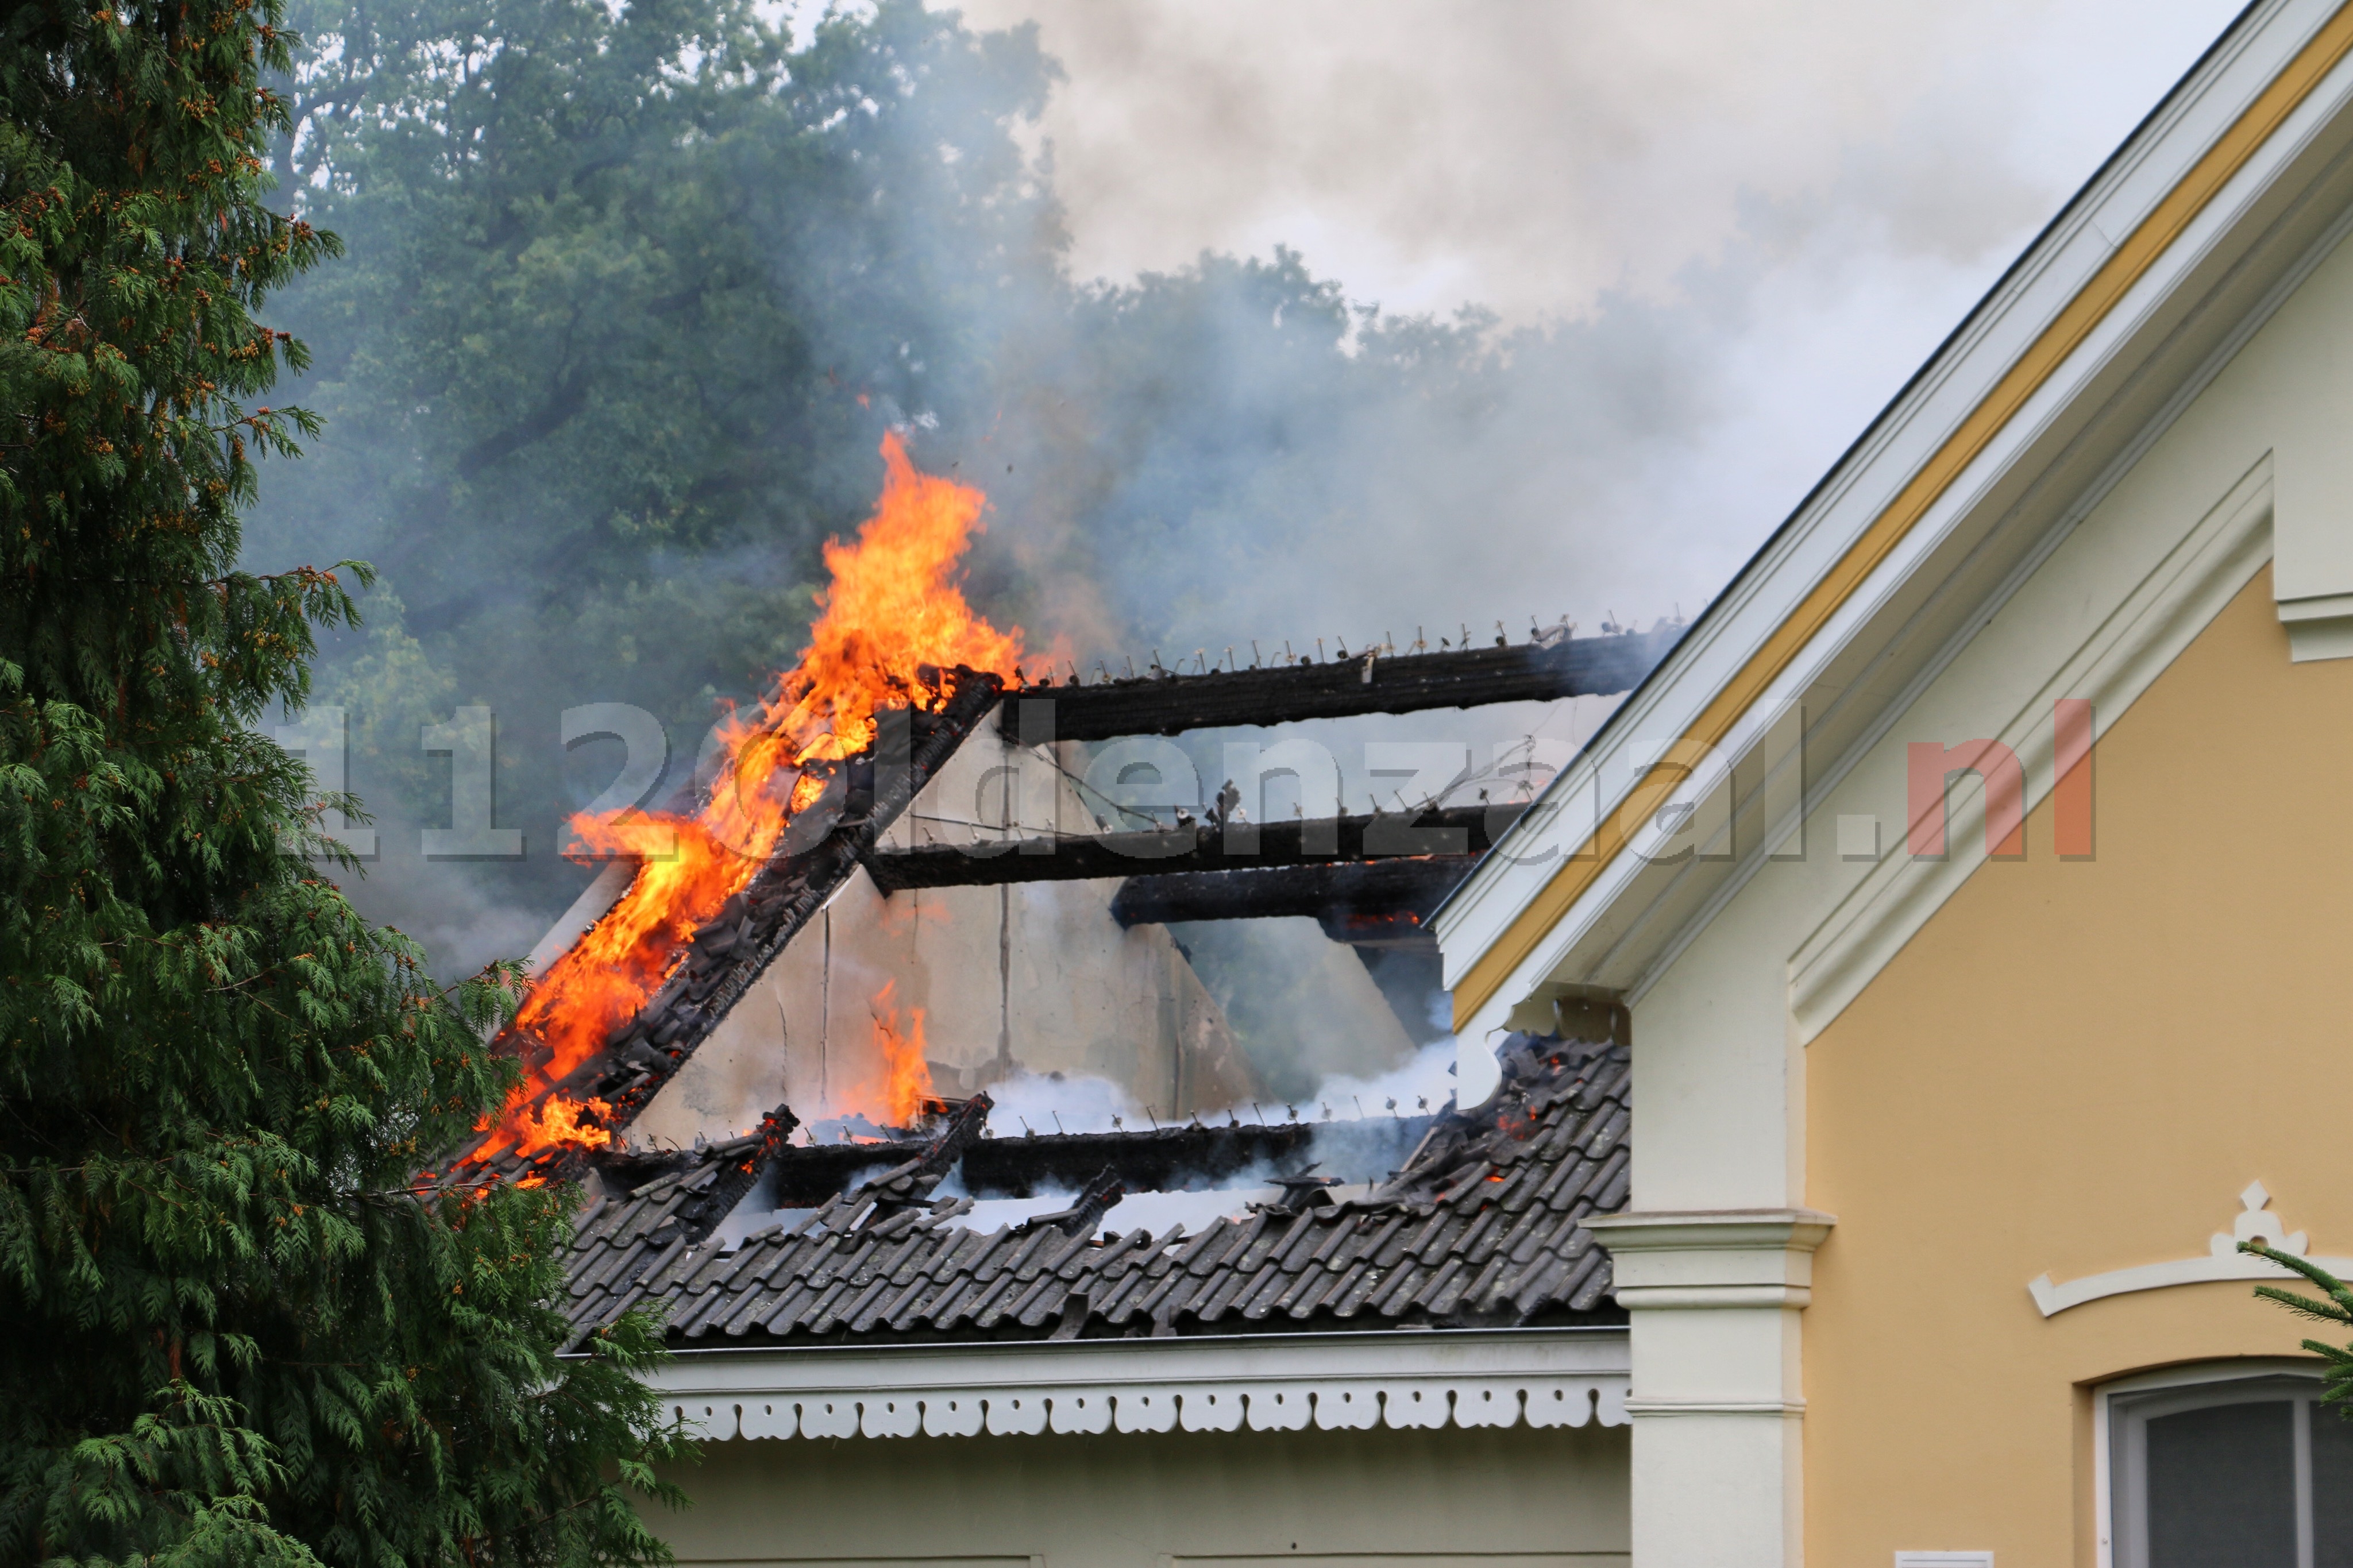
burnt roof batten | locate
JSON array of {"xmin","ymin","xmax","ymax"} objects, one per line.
[{"xmin": 1001, "ymin": 628, "xmax": 1677, "ymax": 742}]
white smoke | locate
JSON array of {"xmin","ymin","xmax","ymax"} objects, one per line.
[{"xmin": 982, "ymin": 1069, "xmax": 1141, "ymax": 1137}]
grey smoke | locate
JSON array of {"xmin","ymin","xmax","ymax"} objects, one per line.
[
  {"xmin": 944, "ymin": 0, "xmax": 2244, "ymax": 656},
  {"xmin": 270, "ymin": 0, "xmax": 2244, "ymax": 1013}
]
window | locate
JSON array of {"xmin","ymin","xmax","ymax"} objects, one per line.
[{"xmin": 2106, "ymin": 1368, "xmax": 2353, "ymax": 1567}]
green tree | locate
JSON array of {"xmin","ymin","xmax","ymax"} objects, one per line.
[
  {"xmin": 2245, "ymin": 1241, "xmax": 2353, "ymax": 1415},
  {"xmin": 0, "ymin": 3, "xmax": 689, "ymax": 1564},
  {"xmin": 234, "ymin": 0, "xmax": 1070, "ymax": 944},
  {"xmin": 237, "ymin": 0, "xmax": 1587, "ymax": 987}
]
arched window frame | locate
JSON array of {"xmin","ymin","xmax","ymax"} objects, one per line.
[{"xmin": 2096, "ymin": 1359, "xmax": 2338, "ymax": 1568}]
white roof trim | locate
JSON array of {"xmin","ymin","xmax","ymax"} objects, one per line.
[
  {"xmin": 1436, "ymin": 0, "xmax": 2353, "ymax": 1051},
  {"xmin": 646, "ymin": 1325, "xmax": 1628, "ymax": 1440}
]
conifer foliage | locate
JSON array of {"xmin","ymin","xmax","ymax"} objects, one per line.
[{"xmin": 0, "ymin": 4, "xmax": 689, "ymax": 1564}]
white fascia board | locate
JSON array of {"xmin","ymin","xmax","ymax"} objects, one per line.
[
  {"xmin": 1783, "ymin": 459, "xmax": 2276, "ymax": 1040},
  {"xmin": 643, "ymin": 1325, "xmax": 1629, "ymax": 1441},
  {"xmin": 1435, "ymin": 0, "xmax": 2353, "ymax": 1042}
]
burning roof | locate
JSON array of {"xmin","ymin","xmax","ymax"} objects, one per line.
[
  {"xmin": 458, "ymin": 674, "xmax": 1007, "ymax": 1182},
  {"xmin": 560, "ymin": 1033, "xmax": 1629, "ymax": 1347},
  {"xmin": 460, "ymin": 431, "xmax": 1676, "ymax": 1195},
  {"xmin": 460, "ymin": 432, "xmax": 1025, "ymax": 1179}
]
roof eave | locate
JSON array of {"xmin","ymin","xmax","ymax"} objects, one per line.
[{"xmin": 1436, "ymin": 0, "xmax": 2353, "ymax": 1047}]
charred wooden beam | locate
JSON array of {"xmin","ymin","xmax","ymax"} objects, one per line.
[
  {"xmin": 515, "ymin": 668, "xmax": 1006, "ymax": 1154},
  {"xmin": 1000, "ymin": 627, "xmax": 1677, "ymax": 742},
  {"xmin": 952, "ymin": 1115, "xmax": 1437, "ymax": 1197},
  {"xmin": 1110, "ymin": 859, "xmax": 1472, "ymax": 929},
  {"xmin": 866, "ymin": 804, "xmax": 1523, "ymax": 890}
]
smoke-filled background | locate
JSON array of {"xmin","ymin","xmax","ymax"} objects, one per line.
[{"xmin": 244, "ymin": 0, "xmax": 2243, "ymax": 1034}]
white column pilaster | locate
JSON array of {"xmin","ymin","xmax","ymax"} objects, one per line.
[{"xmin": 1585, "ymin": 1210, "xmax": 1835, "ymax": 1568}]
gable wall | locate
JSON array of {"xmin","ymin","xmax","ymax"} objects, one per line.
[
  {"xmin": 1804, "ymin": 569, "xmax": 2353, "ymax": 1564},
  {"xmin": 1583, "ymin": 106, "xmax": 2353, "ymax": 1566}
]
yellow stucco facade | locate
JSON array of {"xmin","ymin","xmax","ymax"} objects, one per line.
[{"xmin": 1804, "ymin": 565, "xmax": 2353, "ymax": 1564}]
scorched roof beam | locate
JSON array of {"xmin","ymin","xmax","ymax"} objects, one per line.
[
  {"xmin": 999, "ymin": 627, "xmax": 1677, "ymax": 743},
  {"xmin": 1107, "ymin": 859, "xmax": 1472, "ymax": 930},
  {"xmin": 865, "ymin": 804, "xmax": 1524, "ymax": 891}
]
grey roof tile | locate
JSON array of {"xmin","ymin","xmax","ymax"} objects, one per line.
[{"xmin": 561, "ymin": 1035, "xmax": 1631, "ymax": 1345}]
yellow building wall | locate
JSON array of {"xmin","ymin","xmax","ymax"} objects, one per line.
[{"xmin": 1804, "ymin": 566, "xmax": 2353, "ymax": 1566}]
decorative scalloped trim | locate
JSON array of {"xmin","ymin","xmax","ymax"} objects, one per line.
[
  {"xmin": 664, "ymin": 1374, "xmax": 1629, "ymax": 1441},
  {"xmin": 2027, "ymin": 1181, "xmax": 2348, "ymax": 1316}
]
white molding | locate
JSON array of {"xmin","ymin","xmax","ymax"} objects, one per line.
[
  {"xmin": 2028, "ymin": 1181, "xmax": 2346, "ymax": 1316},
  {"xmin": 1609, "ymin": 1285, "xmax": 1816, "ymax": 1311},
  {"xmin": 1623, "ymin": 1399, "xmax": 1806, "ymax": 1418},
  {"xmin": 1585, "ymin": 1210, "xmax": 1836, "ymax": 1311},
  {"xmin": 1786, "ymin": 460, "xmax": 2274, "ymax": 1044},
  {"xmin": 1437, "ymin": 0, "xmax": 2353, "ymax": 1052},
  {"xmin": 1581, "ymin": 1210, "xmax": 1837, "ymax": 1252},
  {"xmin": 645, "ymin": 1327, "xmax": 1629, "ymax": 1442},
  {"xmin": 2279, "ymin": 589, "xmax": 2353, "ymax": 659}
]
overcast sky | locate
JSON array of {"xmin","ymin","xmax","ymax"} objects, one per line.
[
  {"xmin": 944, "ymin": 1, "xmax": 2247, "ymax": 322},
  {"xmin": 919, "ymin": 0, "xmax": 2250, "ymax": 634}
]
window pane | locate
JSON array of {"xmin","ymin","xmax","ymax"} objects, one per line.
[
  {"xmin": 2313, "ymin": 1400, "xmax": 2353, "ymax": 1567},
  {"xmin": 2146, "ymin": 1399, "xmax": 2297, "ymax": 1568}
]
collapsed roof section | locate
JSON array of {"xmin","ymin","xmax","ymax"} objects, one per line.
[
  {"xmin": 562, "ymin": 1032, "xmax": 1629, "ymax": 1348},
  {"xmin": 487, "ymin": 625, "xmax": 1678, "ymax": 1181}
]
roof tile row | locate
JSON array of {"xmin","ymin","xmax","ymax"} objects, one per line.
[{"xmin": 562, "ymin": 1034, "xmax": 1629, "ymax": 1347}]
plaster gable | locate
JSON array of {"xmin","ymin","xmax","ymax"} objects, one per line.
[
  {"xmin": 1798, "ymin": 567, "xmax": 2353, "ymax": 1568},
  {"xmin": 1610, "ymin": 214, "xmax": 2353, "ymax": 1211},
  {"xmin": 1780, "ymin": 204, "xmax": 2353, "ymax": 1044}
]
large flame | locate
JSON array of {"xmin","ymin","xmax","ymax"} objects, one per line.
[
  {"xmin": 473, "ymin": 433, "xmax": 1020, "ymax": 1163},
  {"xmin": 509, "ymin": 1094, "xmax": 615, "ymax": 1157},
  {"xmin": 867, "ymin": 980, "xmax": 936, "ymax": 1128}
]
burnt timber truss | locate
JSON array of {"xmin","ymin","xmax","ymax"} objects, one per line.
[
  {"xmin": 1001, "ymin": 626, "xmax": 1677, "ymax": 743},
  {"xmin": 483, "ymin": 628, "xmax": 1675, "ymax": 1175},
  {"xmin": 864, "ymin": 805, "xmax": 1529, "ymax": 938},
  {"xmin": 964, "ymin": 630, "xmax": 1678, "ymax": 929},
  {"xmin": 955, "ymin": 629, "xmax": 1675, "ymax": 926},
  {"xmin": 864, "ymin": 806, "xmax": 1522, "ymax": 889}
]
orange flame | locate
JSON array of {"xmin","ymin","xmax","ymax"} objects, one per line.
[
  {"xmin": 509, "ymin": 1093, "xmax": 615, "ymax": 1157},
  {"xmin": 473, "ymin": 432, "xmax": 1021, "ymax": 1163},
  {"xmin": 868, "ymin": 980, "xmax": 935, "ymax": 1127}
]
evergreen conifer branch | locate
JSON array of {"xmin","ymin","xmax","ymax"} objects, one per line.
[
  {"xmin": 2242, "ymin": 1241, "xmax": 2353, "ymax": 1413},
  {"xmin": 1, "ymin": 3, "xmax": 695, "ymax": 1563}
]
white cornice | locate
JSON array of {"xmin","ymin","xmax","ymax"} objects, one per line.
[
  {"xmin": 1586, "ymin": 1210, "xmax": 1837, "ymax": 1311},
  {"xmin": 1785, "ymin": 459, "xmax": 2274, "ymax": 1042},
  {"xmin": 646, "ymin": 1326, "xmax": 1629, "ymax": 1440},
  {"xmin": 1434, "ymin": 0, "xmax": 2353, "ymax": 1050},
  {"xmin": 2028, "ymin": 1181, "xmax": 2346, "ymax": 1317}
]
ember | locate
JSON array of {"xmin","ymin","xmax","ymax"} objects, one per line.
[{"xmin": 471, "ymin": 433, "xmax": 1023, "ymax": 1164}]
